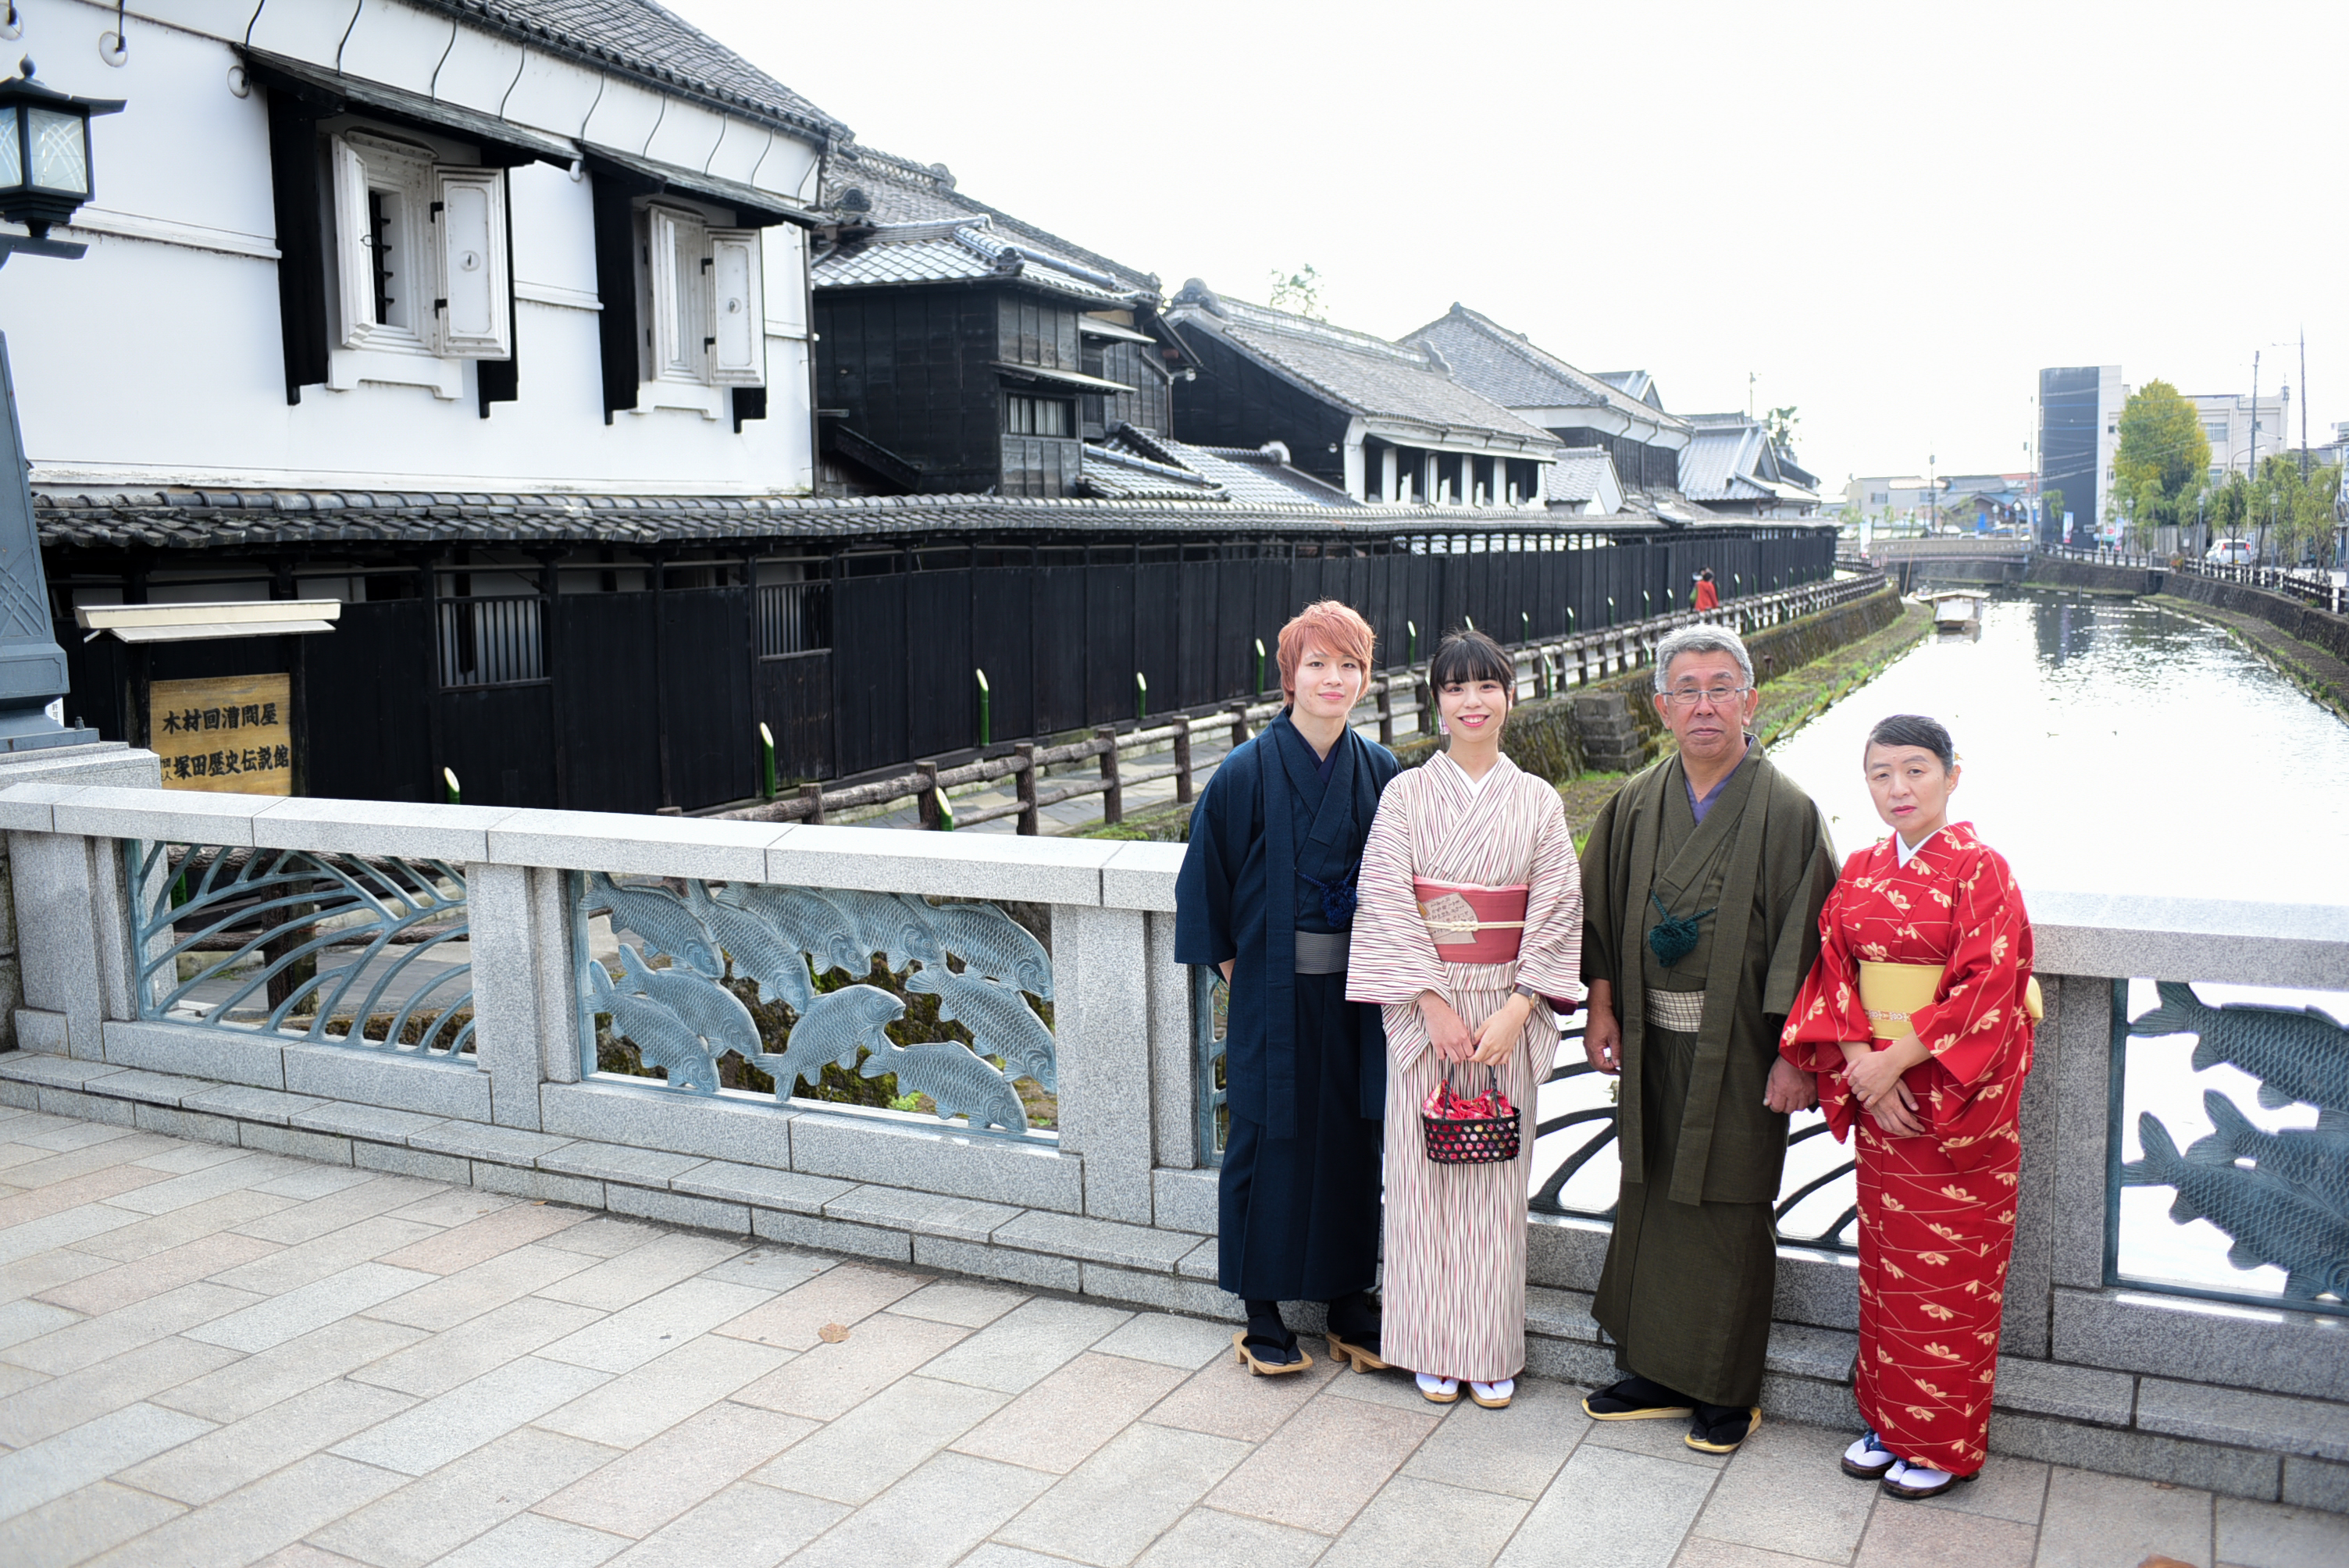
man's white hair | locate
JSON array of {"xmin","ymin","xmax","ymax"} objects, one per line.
[{"xmin": 1652, "ymin": 625, "xmax": 1755, "ymax": 692}]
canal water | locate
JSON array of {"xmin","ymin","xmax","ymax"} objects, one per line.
[{"xmin": 1535, "ymin": 590, "xmax": 2349, "ymax": 1308}]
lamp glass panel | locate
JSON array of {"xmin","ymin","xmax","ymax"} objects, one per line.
[
  {"xmin": 0, "ymin": 110, "xmax": 21, "ymax": 190},
  {"xmin": 27, "ymin": 108, "xmax": 85, "ymax": 194}
]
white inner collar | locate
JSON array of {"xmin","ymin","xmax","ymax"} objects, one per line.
[{"xmin": 1894, "ymin": 827, "xmax": 1941, "ymax": 868}]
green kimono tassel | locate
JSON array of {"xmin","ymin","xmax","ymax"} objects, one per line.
[{"xmin": 1647, "ymin": 892, "xmax": 1716, "ymax": 968}]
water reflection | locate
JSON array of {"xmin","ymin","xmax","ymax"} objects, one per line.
[{"xmin": 1766, "ymin": 590, "xmax": 2349, "ymax": 902}]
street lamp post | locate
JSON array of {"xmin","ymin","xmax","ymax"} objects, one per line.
[{"xmin": 0, "ymin": 61, "xmax": 124, "ymax": 752}]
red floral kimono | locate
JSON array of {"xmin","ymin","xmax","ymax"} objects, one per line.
[{"xmin": 1780, "ymin": 822, "xmax": 2035, "ymax": 1477}]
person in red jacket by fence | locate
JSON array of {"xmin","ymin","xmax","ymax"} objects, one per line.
[{"xmin": 1691, "ymin": 570, "xmax": 1721, "ymax": 612}]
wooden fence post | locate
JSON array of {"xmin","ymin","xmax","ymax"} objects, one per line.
[
  {"xmin": 1014, "ymin": 743, "xmax": 1039, "ymax": 836},
  {"xmin": 1375, "ymin": 681, "xmax": 1394, "ymax": 746},
  {"xmin": 1229, "ymin": 701, "xmax": 1252, "ymax": 747},
  {"xmin": 798, "ymin": 781, "xmax": 825, "ymax": 825},
  {"xmin": 915, "ymin": 762, "xmax": 941, "ymax": 830},
  {"xmin": 1171, "ymin": 716, "xmax": 1193, "ymax": 804},
  {"xmin": 1415, "ymin": 675, "xmax": 1433, "ymax": 736},
  {"xmin": 1097, "ymin": 726, "xmax": 1122, "ymax": 826}
]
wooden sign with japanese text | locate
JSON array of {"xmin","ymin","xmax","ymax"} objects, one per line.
[{"xmin": 150, "ymin": 674, "xmax": 293, "ymax": 795}]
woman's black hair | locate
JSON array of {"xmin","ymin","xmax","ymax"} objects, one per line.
[
  {"xmin": 1866, "ymin": 713, "xmax": 1955, "ymax": 770},
  {"xmin": 1430, "ymin": 628, "xmax": 1513, "ymax": 690}
]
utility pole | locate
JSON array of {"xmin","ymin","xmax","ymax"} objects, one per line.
[
  {"xmin": 2249, "ymin": 351, "xmax": 2260, "ymax": 483},
  {"xmin": 2301, "ymin": 327, "xmax": 2310, "ymax": 479}
]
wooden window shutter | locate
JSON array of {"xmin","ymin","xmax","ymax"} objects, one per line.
[
  {"xmin": 330, "ymin": 137, "xmax": 376, "ymax": 349},
  {"xmin": 706, "ymin": 229, "xmax": 765, "ymax": 387},
  {"xmin": 430, "ymin": 166, "xmax": 512, "ymax": 359}
]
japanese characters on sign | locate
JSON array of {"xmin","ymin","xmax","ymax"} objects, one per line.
[{"xmin": 149, "ymin": 674, "xmax": 294, "ymax": 796}]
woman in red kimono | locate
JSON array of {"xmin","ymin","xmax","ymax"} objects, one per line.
[{"xmin": 1780, "ymin": 714, "xmax": 2036, "ymax": 1501}]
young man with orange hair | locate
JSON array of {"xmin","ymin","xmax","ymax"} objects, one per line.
[{"xmin": 1177, "ymin": 600, "xmax": 1400, "ymax": 1373}]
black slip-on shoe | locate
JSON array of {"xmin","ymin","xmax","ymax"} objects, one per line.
[
  {"xmin": 1685, "ymin": 1404, "xmax": 1763, "ymax": 1454},
  {"xmin": 1581, "ymin": 1376, "xmax": 1697, "ymax": 1421}
]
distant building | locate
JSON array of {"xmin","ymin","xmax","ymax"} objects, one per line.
[
  {"xmin": 1846, "ymin": 476, "xmax": 1934, "ymax": 522},
  {"xmin": 2188, "ymin": 390, "xmax": 2291, "ymax": 483},
  {"xmin": 2037, "ymin": 366, "xmax": 2124, "ymax": 543},
  {"xmin": 1677, "ymin": 414, "xmax": 1822, "ymax": 517}
]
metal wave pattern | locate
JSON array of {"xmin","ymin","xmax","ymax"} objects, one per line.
[
  {"xmin": 129, "ymin": 842, "xmax": 474, "ymax": 1060},
  {"xmin": 576, "ymin": 874, "xmax": 1055, "ymax": 1134},
  {"xmin": 1191, "ymin": 976, "xmax": 1859, "ymax": 1249},
  {"xmin": 2119, "ymin": 980, "xmax": 2349, "ymax": 1306}
]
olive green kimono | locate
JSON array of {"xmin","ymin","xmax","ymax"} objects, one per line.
[{"xmin": 1581, "ymin": 740, "xmax": 1836, "ymax": 1407}]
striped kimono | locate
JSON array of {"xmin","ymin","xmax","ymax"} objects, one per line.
[{"xmin": 1348, "ymin": 752, "xmax": 1585, "ymax": 1382}]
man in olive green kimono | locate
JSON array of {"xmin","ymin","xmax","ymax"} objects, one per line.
[{"xmin": 1579, "ymin": 623, "xmax": 1837, "ymax": 1455}]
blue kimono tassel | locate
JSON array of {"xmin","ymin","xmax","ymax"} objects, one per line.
[{"xmin": 1298, "ymin": 869, "xmax": 1357, "ymax": 929}]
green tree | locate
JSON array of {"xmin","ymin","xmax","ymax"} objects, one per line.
[
  {"xmin": 1765, "ymin": 405, "xmax": 1800, "ymax": 461},
  {"xmin": 1267, "ymin": 265, "xmax": 1327, "ymax": 321},
  {"xmin": 2041, "ymin": 486, "xmax": 2064, "ymax": 540},
  {"xmin": 2251, "ymin": 454, "xmax": 2344, "ymax": 565},
  {"xmin": 2112, "ymin": 380, "xmax": 2211, "ymax": 536}
]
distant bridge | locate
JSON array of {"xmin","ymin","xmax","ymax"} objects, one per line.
[{"xmin": 1866, "ymin": 535, "xmax": 2031, "ymax": 590}]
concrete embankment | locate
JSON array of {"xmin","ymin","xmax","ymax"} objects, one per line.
[{"xmin": 2024, "ymin": 558, "xmax": 2349, "ymax": 721}]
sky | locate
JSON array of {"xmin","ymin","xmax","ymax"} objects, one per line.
[{"xmin": 672, "ymin": 0, "xmax": 2349, "ymax": 494}]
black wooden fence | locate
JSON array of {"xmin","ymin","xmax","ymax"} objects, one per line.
[{"xmin": 62, "ymin": 526, "xmax": 1832, "ymax": 815}]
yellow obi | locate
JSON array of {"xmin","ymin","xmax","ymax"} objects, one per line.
[{"xmin": 1858, "ymin": 961, "xmax": 2043, "ymax": 1040}]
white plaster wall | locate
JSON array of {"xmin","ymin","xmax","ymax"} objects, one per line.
[{"xmin": 3, "ymin": 0, "xmax": 818, "ymax": 496}]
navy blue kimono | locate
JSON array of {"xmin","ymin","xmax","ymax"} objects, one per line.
[{"xmin": 1175, "ymin": 709, "xmax": 1399, "ymax": 1302}]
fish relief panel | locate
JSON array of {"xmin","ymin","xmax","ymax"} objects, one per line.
[
  {"xmin": 573, "ymin": 872, "xmax": 1057, "ymax": 1135},
  {"xmin": 2114, "ymin": 979, "xmax": 2349, "ymax": 1307}
]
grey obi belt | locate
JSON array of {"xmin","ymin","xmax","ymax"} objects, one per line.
[{"xmin": 1292, "ymin": 930, "xmax": 1351, "ymax": 975}]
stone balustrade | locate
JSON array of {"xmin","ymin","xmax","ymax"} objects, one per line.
[{"xmin": 1, "ymin": 750, "xmax": 2346, "ymax": 1512}]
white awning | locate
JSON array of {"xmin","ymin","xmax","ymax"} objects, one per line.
[{"xmin": 75, "ymin": 600, "xmax": 342, "ymax": 644}]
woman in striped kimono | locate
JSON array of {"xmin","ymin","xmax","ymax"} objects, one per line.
[
  {"xmin": 1347, "ymin": 629, "xmax": 1585, "ymax": 1408},
  {"xmin": 1780, "ymin": 714, "xmax": 2037, "ymax": 1500}
]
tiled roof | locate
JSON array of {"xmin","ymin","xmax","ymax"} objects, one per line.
[
  {"xmin": 821, "ymin": 145, "xmax": 1159, "ymax": 296},
  {"xmin": 1596, "ymin": 370, "xmax": 1663, "ymax": 408},
  {"xmin": 1097, "ymin": 427, "xmax": 1363, "ymax": 510},
  {"xmin": 1169, "ymin": 285, "xmax": 1558, "ymax": 447},
  {"xmin": 1546, "ymin": 447, "xmax": 1622, "ymax": 504},
  {"xmin": 1077, "ymin": 444, "xmax": 1224, "ymax": 502},
  {"xmin": 812, "ymin": 219, "xmax": 1140, "ymax": 305},
  {"xmin": 408, "ymin": 0, "xmax": 843, "ymax": 139},
  {"xmin": 34, "ymin": 487, "xmax": 1598, "ymax": 551},
  {"xmin": 1677, "ymin": 417, "xmax": 1819, "ymax": 505},
  {"xmin": 1401, "ymin": 307, "xmax": 1689, "ymax": 433}
]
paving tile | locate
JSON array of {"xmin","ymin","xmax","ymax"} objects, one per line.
[
  {"xmin": 954, "ymin": 1351, "xmax": 1186, "ymax": 1474},
  {"xmin": 536, "ymin": 1215, "xmax": 666, "ymax": 1258},
  {"xmin": 918, "ymin": 1296, "xmax": 1133, "ymax": 1395},
  {"xmin": 960, "ymin": 1547, "xmax": 1087, "ymax": 1568},
  {"xmin": 1146, "ymin": 1348, "xmax": 1342, "ymax": 1441},
  {"xmin": 759, "ymin": 1374, "xmax": 1007, "ymax": 1505},
  {"xmin": 731, "ymin": 1310, "xmax": 969, "ymax": 1421},
  {"xmin": 310, "ymin": 1425, "xmax": 624, "ymax": 1568},
  {"xmin": 331, "ymin": 1355, "xmax": 612, "ymax": 1476},
  {"xmin": 435, "ymin": 1511, "xmax": 629, "ymax": 1567},
  {"xmin": 208, "ymin": 1214, "xmax": 442, "ymax": 1295},
  {"xmin": 248, "ymin": 1162, "xmax": 382, "ymax": 1200},
  {"xmin": 0, "ymin": 1357, "xmax": 47, "ymax": 1399},
  {"xmin": 34, "ymin": 1228, "xmax": 280, "ymax": 1315},
  {"xmin": 255, "ymin": 1548, "xmax": 374, "ymax": 1567},
  {"xmin": 1, "ymin": 1334, "xmax": 237, "ymax": 1445},
  {"xmin": 0, "ymin": 1161, "xmax": 171, "ymax": 1228},
  {"xmin": 1850, "ymin": 1502, "xmax": 2037, "ymax": 1568},
  {"xmin": 1319, "ymin": 1362, "xmax": 1460, "ymax": 1412},
  {"xmin": 1318, "ymin": 1474, "xmax": 1530, "ymax": 1568},
  {"xmin": 0, "ymin": 1399, "xmax": 219, "ymax": 1524},
  {"xmin": 1495, "ymin": 1442, "xmax": 1718, "ymax": 1568},
  {"xmin": 115, "ymin": 1376, "xmax": 418, "ymax": 1505},
  {"xmin": 1689, "ymin": 1417, "xmax": 1874, "ymax": 1562},
  {"xmin": 2036, "ymin": 1466, "xmax": 2213, "ymax": 1568},
  {"xmin": 383, "ymin": 1187, "xmax": 526, "ymax": 1228},
  {"xmin": 0, "ymin": 1202, "xmax": 148, "ymax": 1266},
  {"xmin": 1000, "ymin": 1420, "xmax": 1257, "ymax": 1565},
  {"xmin": 155, "ymin": 1315, "xmax": 426, "ymax": 1424},
  {"xmin": 363, "ymin": 1241, "xmax": 601, "ymax": 1332},
  {"xmin": 1132, "ymin": 1507, "xmax": 1332, "ymax": 1567},
  {"xmin": 3, "ymin": 1114, "xmax": 140, "ymax": 1153},
  {"xmin": 350, "ymin": 1295, "xmax": 603, "ymax": 1399},
  {"xmin": 535, "ymin": 1399, "xmax": 817, "ymax": 1538},
  {"xmin": 711, "ymin": 1260, "xmax": 929, "ymax": 1350},
  {"xmin": 1675, "ymin": 1540, "xmax": 1851, "ymax": 1567},
  {"xmin": 785, "ymin": 1451, "xmax": 1056, "ymax": 1568},
  {"xmin": 134, "ymin": 1138, "xmax": 258, "ymax": 1174},
  {"xmin": 0, "ymin": 1244, "xmax": 112, "ymax": 1304},
  {"xmin": 376, "ymin": 1200, "xmax": 593, "ymax": 1275},
  {"xmin": 2212, "ymin": 1497, "xmax": 2349, "ymax": 1568},
  {"xmin": 537, "ymin": 1277, "xmax": 776, "ymax": 1375},
  {"xmin": 536, "ymin": 1335, "xmax": 793, "ymax": 1449},
  {"xmin": 78, "ymin": 1453, "xmax": 415, "ymax": 1567},
  {"xmin": 3, "ymin": 1133, "xmax": 182, "ymax": 1188},
  {"xmin": 187, "ymin": 1261, "xmax": 435, "ymax": 1352},
  {"xmin": 1916, "ymin": 1455, "xmax": 2048, "ymax": 1524},
  {"xmin": 891, "ymin": 1278, "xmax": 1029, "ymax": 1328},
  {"xmin": 1403, "ymin": 1374, "xmax": 1587, "ymax": 1499},
  {"xmin": 102, "ymin": 1152, "xmax": 298, "ymax": 1214},
  {"xmin": 1093, "ymin": 1310, "xmax": 1241, "ymax": 1370},
  {"xmin": 71, "ymin": 1187, "xmax": 298, "ymax": 1260},
  {"xmin": 1207, "ymin": 1392, "xmax": 1441, "ymax": 1535},
  {"xmin": 235, "ymin": 1174, "xmax": 447, "ymax": 1245},
  {"xmin": 694, "ymin": 1244, "xmax": 835, "ymax": 1295},
  {"xmin": 604, "ymin": 1481, "xmax": 847, "ymax": 1568},
  {"xmin": 535, "ymin": 1231, "xmax": 747, "ymax": 1312},
  {"xmin": 5, "ymin": 1278, "xmax": 261, "ymax": 1374},
  {"xmin": 1583, "ymin": 1409, "xmax": 1732, "ymax": 1470},
  {"xmin": 0, "ymin": 1295, "xmax": 80, "ymax": 1349},
  {"xmin": 0, "ymin": 1479, "xmax": 186, "ymax": 1568}
]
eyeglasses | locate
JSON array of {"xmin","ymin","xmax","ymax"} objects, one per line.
[{"xmin": 1663, "ymin": 684, "xmax": 1752, "ymax": 707}]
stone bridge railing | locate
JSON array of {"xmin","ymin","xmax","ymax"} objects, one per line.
[{"xmin": 1, "ymin": 759, "xmax": 2345, "ymax": 1512}]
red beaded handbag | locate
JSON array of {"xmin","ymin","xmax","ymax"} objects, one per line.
[{"xmin": 1420, "ymin": 1067, "xmax": 1520, "ymax": 1165}]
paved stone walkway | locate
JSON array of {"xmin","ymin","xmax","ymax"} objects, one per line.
[{"xmin": 2, "ymin": 1107, "xmax": 2344, "ymax": 1568}]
